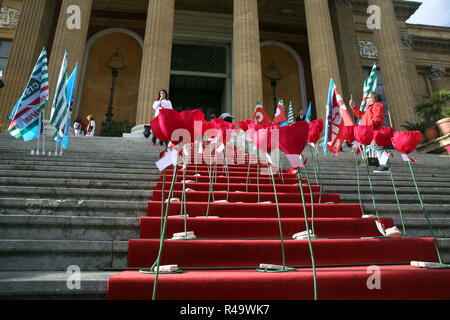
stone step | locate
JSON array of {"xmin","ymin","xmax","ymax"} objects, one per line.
[
  {"xmin": 0, "ymin": 215, "xmax": 139, "ymax": 241},
  {"xmin": 0, "ymin": 239, "xmax": 129, "ymax": 271},
  {"xmin": 0, "ymin": 270, "xmax": 119, "ymax": 299},
  {"xmin": 0, "ymin": 198, "xmax": 147, "ymax": 218},
  {"xmin": 0, "ymin": 238, "xmax": 448, "ymax": 272},
  {"xmin": 0, "ymin": 186, "xmax": 152, "ymax": 201}
]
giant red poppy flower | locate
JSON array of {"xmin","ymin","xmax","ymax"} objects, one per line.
[
  {"xmin": 374, "ymin": 127, "xmax": 394, "ymax": 148},
  {"xmin": 180, "ymin": 109, "xmax": 205, "ymax": 141},
  {"xmin": 391, "ymin": 131, "xmax": 421, "ymax": 155},
  {"xmin": 279, "ymin": 121, "xmax": 309, "ymax": 155},
  {"xmin": 150, "ymin": 109, "xmax": 188, "ymax": 146},
  {"xmin": 354, "ymin": 125, "xmax": 374, "ymax": 146},
  {"xmin": 247, "ymin": 123, "xmax": 279, "ymax": 154},
  {"xmin": 238, "ymin": 120, "xmax": 253, "ymax": 132},
  {"xmin": 343, "ymin": 125, "xmax": 355, "ymax": 143}
]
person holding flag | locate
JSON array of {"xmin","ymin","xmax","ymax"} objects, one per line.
[{"xmin": 350, "ymin": 91, "xmax": 388, "ymax": 172}]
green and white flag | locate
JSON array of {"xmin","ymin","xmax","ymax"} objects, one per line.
[
  {"xmin": 8, "ymin": 47, "xmax": 49, "ymax": 141},
  {"xmin": 50, "ymin": 50, "xmax": 69, "ymax": 140},
  {"xmin": 287, "ymin": 101, "xmax": 294, "ymax": 124},
  {"xmin": 357, "ymin": 62, "xmax": 377, "ymax": 124}
]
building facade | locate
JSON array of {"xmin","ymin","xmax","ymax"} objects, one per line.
[{"xmin": 0, "ymin": 0, "xmax": 449, "ymax": 135}]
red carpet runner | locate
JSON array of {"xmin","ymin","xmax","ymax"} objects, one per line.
[{"xmin": 107, "ymin": 154, "xmax": 450, "ymax": 300}]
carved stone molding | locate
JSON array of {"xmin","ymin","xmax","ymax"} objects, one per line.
[
  {"xmin": 400, "ymin": 33, "xmax": 413, "ymax": 50},
  {"xmin": 0, "ymin": 6, "xmax": 20, "ymax": 29},
  {"xmin": 426, "ymin": 65, "xmax": 446, "ymax": 82},
  {"xmin": 358, "ymin": 40, "xmax": 378, "ymax": 59}
]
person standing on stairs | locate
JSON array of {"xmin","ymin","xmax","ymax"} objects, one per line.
[
  {"xmin": 86, "ymin": 115, "xmax": 96, "ymax": 136},
  {"xmin": 151, "ymin": 89, "xmax": 173, "ymax": 146},
  {"xmin": 349, "ymin": 91, "xmax": 388, "ymax": 172}
]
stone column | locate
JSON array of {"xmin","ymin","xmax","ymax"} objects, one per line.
[
  {"xmin": 426, "ymin": 66, "xmax": 446, "ymax": 93},
  {"xmin": 304, "ymin": 0, "xmax": 342, "ymax": 122},
  {"xmin": 400, "ymin": 33, "xmax": 422, "ymax": 104},
  {"xmin": 46, "ymin": 0, "xmax": 93, "ymax": 120},
  {"xmin": 369, "ymin": 0, "xmax": 417, "ymax": 129},
  {"xmin": 135, "ymin": 0, "xmax": 175, "ymax": 125},
  {"xmin": 233, "ymin": 0, "xmax": 263, "ymax": 121},
  {"xmin": 0, "ymin": 0, "xmax": 57, "ymax": 133},
  {"xmin": 330, "ymin": 0, "xmax": 365, "ymax": 107}
]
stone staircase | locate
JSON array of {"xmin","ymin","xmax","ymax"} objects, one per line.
[{"xmin": 0, "ymin": 133, "xmax": 449, "ymax": 299}]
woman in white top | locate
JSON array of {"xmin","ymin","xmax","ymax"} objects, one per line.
[
  {"xmin": 86, "ymin": 115, "xmax": 96, "ymax": 136},
  {"xmin": 151, "ymin": 89, "xmax": 172, "ymax": 145}
]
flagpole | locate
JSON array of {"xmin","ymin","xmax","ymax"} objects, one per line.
[{"xmin": 35, "ymin": 112, "xmax": 42, "ymax": 155}]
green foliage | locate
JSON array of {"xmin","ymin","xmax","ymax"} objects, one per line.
[
  {"xmin": 442, "ymin": 106, "xmax": 450, "ymax": 119},
  {"xmin": 414, "ymin": 89, "xmax": 450, "ymax": 127},
  {"xmin": 401, "ymin": 121, "xmax": 427, "ymax": 133},
  {"xmin": 99, "ymin": 120, "xmax": 134, "ymax": 137}
]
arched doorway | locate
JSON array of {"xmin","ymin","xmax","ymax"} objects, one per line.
[
  {"xmin": 75, "ymin": 28, "xmax": 143, "ymax": 134},
  {"xmin": 260, "ymin": 41, "xmax": 308, "ymax": 119}
]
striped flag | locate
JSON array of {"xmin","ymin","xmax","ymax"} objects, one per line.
[
  {"xmin": 57, "ymin": 63, "xmax": 78, "ymax": 149},
  {"xmin": 323, "ymin": 78, "xmax": 354, "ymax": 155},
  {"xmin": 50, "ymin": 50, "xmax": 69, "ymax": 141},
  {"xmin": 8, "ymin": 47, "xmax": 49, "ymax": 141},
  {"xmin": 357, "ymin": 62, "xmax": 377, "ymax": 124},
  {"xmin": 287, "ymin": 101, "xmax": 294, "ymax": 124}
]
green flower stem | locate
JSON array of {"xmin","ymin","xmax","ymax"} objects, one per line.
[
  {"xmin": 224, "ymin": 147, "xmax": 230, "ymax": 201},
  {"xmin": 245, "ymin": 144, "xmax": 252, "ymax": 192},
  {"xmin": 362, "ymin": 146, "xmax": 380, "ymax": 219},
  {"xmin": 353, "ymin": 149, "xmax": 365, "ymax": 216},
  {"xmin": 314, "ymin": 146, "xmax": 323, "ymax": 203},
  {"xmin": 151, "ymin": 156, "xmax": 179, "ymax": 300},
  {"xmin": 206, "ymin": 146, "xmax": 213, "ymax": 217},
  {"xmin": 257, "ymin": 148, "xmax": 260, "ymax": 203},
  {"xmin": 302, "ymin": 165, "xmax": 315, "ymax": 238},
  {"xmin": 387, "ymin": 159, "xmax": 406, "ymax": 235},
  {"xmin": 268, "ymin": 164, "xmax": 286, "ymax": 269},
  {"xmin": 408, "ymin": 161, "xmax": 442, "ymax": 264},
  {"xmin": 297, "ymin": 169, "xmax": 318, "ymax": 300},
  {"xmin": 309, "ymin": 144, "xmax": 319, "ymax": 185},
  {"xmin": 160, "ymin": 168, "xmax": 166, "ymax": 235}
]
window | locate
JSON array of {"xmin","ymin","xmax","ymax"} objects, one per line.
[{"xmin": 0, "ymin": 39, "xmax": 12, "ymax": 74}]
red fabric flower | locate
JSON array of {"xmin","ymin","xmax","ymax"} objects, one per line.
[
  {"xmin": 279, "ymin": 121, "xmax": 309, "ymax": 155},
  {"xmin": 307, "ymin": 119, "xmax": 323, "ymax": 144},
  {"xmin": 238, "ymin": 120, "xmax": 253, "ymax": 132},
  {"xmin": 180, "ymin": 109, "xmax": 205, "ymax": 141},
  {"xmin": 354, "ymin": 125, "xmax": 374, "ymax": 146},
  {"xmin": 150, "ymin": 109, "xmax": 188, "ymax": 146},
  {"xmin": 373, "ymin": 127, "xmax": 394, "ymax": 148},
  {"xmin": 343, "ymin": 125, "xmax": 355, "ymax": 143},
  {"xmin": 247, "ymin": 123, "xmax": 280, "ymax": 154},
  {"xmin": 391, "ymin": 131, "xmax": 422, "ymax": 154}
]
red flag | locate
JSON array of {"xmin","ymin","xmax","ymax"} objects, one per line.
[
  {"xmin": 273, "ymin": 100, "xmax": 287, "ymax": 124},
  {"xmin": 326, "ymin": 82, "xmax": 354, "ymax": 155},
  {"xmin": 252, "ymin": 101, "xmax": 271, "ymax": 125}
]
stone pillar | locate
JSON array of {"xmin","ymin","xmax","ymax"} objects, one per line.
[
  {"xmin": 304, "ymin": 0, "xmax": 342, "ymax": 122},
  {"xmin": 0, "ymin": 0, "xmax": 57, "ymax": 133},
  {"xmin": 46, "ymin": 0, "xmax": 93, "ymax": 120},
  {"xmin": 233, "ymin": 0, "xmax": 263, "ymax": 121},
  {"xmin": 400, "ymin": 33, "xmax": 422, "ymax": 104},
  {"xmin": 369, "ymin": 0, "xmax": 417, "ymax": 129},
  {"xmin": 426, "ymin": 66, "xmax": 446, "ymax": 93},
  {"xmin": 331, "ymin": 0, "xmax": 365, "ymax": 107},
  {"xmin": 135, "ymin": 0, "xmax": 175, "ymax": 125}
]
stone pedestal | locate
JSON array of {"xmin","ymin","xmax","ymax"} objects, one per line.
[
  {"xmin": 233, "ymin": 0, "xmax": 263, "ymax": 121},
  {"xmin": 0, "ymin": 0, "xmax": 57, "ymax": 133},
  {"xmin": 135, "ymin": 0, "xmax": 175, "ymax": 125},
  {"xmin": 304, "ymin": 0, "xmax": 342, "ymax": 122}
]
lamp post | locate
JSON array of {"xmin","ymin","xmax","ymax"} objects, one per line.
[
  {"xmin": 104, "ymin": 48, "xmax": 126, "ymax": 124},
  {"xmin": 264, "ymin": 62, "xmax": 282, "ymax": 113}
]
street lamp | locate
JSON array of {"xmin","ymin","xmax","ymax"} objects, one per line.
[
  {"xmin": 264, "ymin": 62, "xmax": 282, "ymax": 113},
  {"xmin": 104, "ymin": 48, "xmax": 126, "ymax": 124}
]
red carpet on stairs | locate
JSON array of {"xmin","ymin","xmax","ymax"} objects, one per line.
[{"xmin": 107, "ymin": 149, "xmax": 450, "ymax": 300}]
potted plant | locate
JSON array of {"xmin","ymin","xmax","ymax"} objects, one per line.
[
  {"xmin": 436, "ymin": 106, "xmax": 450, "ymax": 136},
  {"xmin": 401, "ymin": 121, "xmax": 427, "ymax": 144},
  {"xmin": 414, "ymin": 89, "xmax": 449, "ymax": 141}
]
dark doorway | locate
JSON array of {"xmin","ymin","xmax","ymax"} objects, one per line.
[{"xmin": 169, "ymin": 74, "xmax": 225, "ymax": 121}]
